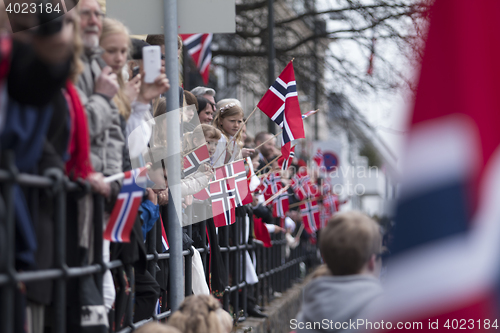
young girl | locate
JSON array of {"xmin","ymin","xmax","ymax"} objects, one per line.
[
  {"xmin": 183, "ymin": 124, "xmax": 221, "ymax": 161},
  {"xmin": 212, "ymin": 102, "xmax": 254, "ymax": 167}
]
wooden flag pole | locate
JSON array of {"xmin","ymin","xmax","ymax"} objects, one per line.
[
  {"xmin": 295, "ymin": 223, "xmax": 304, "ymax": 238},
  {"xmin": 104, "ymin": 164, "xmax": 152, "ymax": 184},
  {"xmin": 254, "ymin": 130, "xmax": 282, "ymax": 151},
  {"xmin": 255, "ymin": 154, "xmax": 281, "ymax": 175},
  {"xmin": 288, "ymin": 195, "xmax": 324, "ymax": 209},
  {"xmin": 263, "ymin": 184, "xmax": 290, "ymax": 206},
  {"xmin": 207, "ymin": 174, "xmax": 239, "ymax": 185}
]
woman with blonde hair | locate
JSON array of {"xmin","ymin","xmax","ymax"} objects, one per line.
[{"xmin": 99, "ymin": 18, "xmax": 170, "ymax": 156}]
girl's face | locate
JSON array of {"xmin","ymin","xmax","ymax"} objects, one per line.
[
  {"xmin": 193, "ymin": 136, "xmax": 218, "ymax": 158},
  {"xmin": 199, "ymin": 104, "xmax": 214, "ymax": 124},
  {"xmin": 207, "ymin": 138, "xmax": 218, "ymax": 157},
  {"xmin": 221, "ymin": 115, "xmax": 243, "ymax": 137},
  {"xmin": 183, "ymin": 106, "xmax": 195, "ymax": 122},
  {"xmin": 101, "ymin": 32, "xmax": 128, "ymax": 74}
]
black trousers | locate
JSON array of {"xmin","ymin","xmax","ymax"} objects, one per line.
[{"xmin": 134, "ymin": 270, "xmax": 160, "ymax": 322}]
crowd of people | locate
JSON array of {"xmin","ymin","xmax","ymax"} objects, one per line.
[{"xmin": 0, "ymin": 0, "xmax": 388, "ymax": 332}]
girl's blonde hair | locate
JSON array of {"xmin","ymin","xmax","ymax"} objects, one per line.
[
  {"xmin": 168, "ymin": 295, "xmax": 223, "ymax": 333},
  {"xmin": 216, "ymin": 308, "xmax": 233, "ymax": 333},
  {"xmin": 154, "ymin": 97, "xmax": 167, "ymax": 117},
  {"xmin": 183, "ymin": 124, "xmax": 222, "ymax": 152},
  {"xmin": 134, "ymin": 322, "xmax": 181, "ymax": 333},
  {"xmin": 212, "ymin": 102, "xmax": 245, "ymax": 145},
  {"xmin": 100, "ymin": 18, "xmax": 132, "ymax": 120}
]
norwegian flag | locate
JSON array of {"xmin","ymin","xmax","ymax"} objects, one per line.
[
  {"xmin": 257, "ymin": 61, "xmax": 305, "ymax": 148},
  {"xmin": 319, "ymin": 205, "xmax": 329, "ymax": 230},
  {"xmin": 193, "ymin": 187, "xmax": 210, "ymax": 200},
  {"xmin": 183, "ymin": 144, "xmax": 210, "ymax": 177},
  {"xmin": 322, "ymin": 193, "xmax": 338, "ymax": 217},
  {"xmin": 371, "ymin": 0, "xmax": 500, "ymax": 330},
  {"xmin": 309, "ymin": 183, "xmax": 321, "ymax": 199},
  {"xmin": 104, "ymin": 167, "xmax": 147, "ymax": 242},
  {"xmin": 225, "ymin": 160, "xmax": 252, "ymax": 207},
  {"xmin": 259, "ymin": 171, "xmax": 282, "ymax": 202},
  {"xmin": 210, "ymin": 166, "xmax": 236, "ymax": 227},
  {"xmin": 160, "ymin": 215, "xmax": 169, "ymax": 252},
  {"xmin": 272, "ymin": 190, "xmax": 289, "ymax": 218},
  {"xmin": 180, "ymin": 33, "xmax": 213, "ymax": 84},
  {"xmin": 300, "ymin": 200, "xmax": 320, "ymax": 235},
  {"xmin": 291, "ymin": 172, "xmax": 312, "ymax": 201},
  {"xmin": 279, "ymin": 142, "xmax": 295, "ymax": 171},
  {"xmin": 302, "ymin": 109, "xmax": 318, "ymax": 119},
  {"xmin": 313, "ymin": 149, "xmax": 324, "ymax": 167}
]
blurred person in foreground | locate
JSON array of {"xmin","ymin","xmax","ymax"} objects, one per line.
[
  {"xmin": 168, "ymin": 294, "xmax": 232, "ymax": 333},
  {"xmin": 294, "ymin": 211, "xmax": 383, "ymax": 333},
  {"xmin": 134, "ymin": 322, "xmax": 181, "ymax": 333}
]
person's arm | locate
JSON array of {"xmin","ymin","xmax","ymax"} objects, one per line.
[
  {"xmin": 140, "ymin": 189, "xmax": 160, "ymax": 240},
  {"xmin": 76, "ymin": 65, "xmax": 120, "ymax": 141},
  {"xmin": 181, "ymin": 171, "xmax": 210, "ymax": 196},
  {"xmin": 75, "ymin": 86, "xmax": 115, "ymax": 141},
  {"xmin": 126, "ymin": 101, "xmax": 152, "ymax": 137}
]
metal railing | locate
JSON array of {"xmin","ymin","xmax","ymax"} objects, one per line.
[{"xmin": 0, "ymin": 150, "xmax": 318, "ymax": 333}]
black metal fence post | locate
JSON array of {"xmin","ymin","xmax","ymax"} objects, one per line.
[
  {"xmin": 185, "ymin": 205, "xmax": 193, "ymax": 296},
  {"xmin": 0, "ymin": 151, "xmax": 16, "ymax": 333},
  {"xmin": 52, "ymin": 170, "xmax": 67, "ymax": 333},
  {"xmin": 93, "ymin": 194, "xmax": 104, "ymax": 295}
]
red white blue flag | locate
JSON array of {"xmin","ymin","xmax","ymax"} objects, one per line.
[
  {"xmin": 257, "ymin": 61, "xmax": 305, "ymax": 148},
  {"xmin": 210, "ymin": 166, "xmax": 236, "ymax": 227},
  {"xmin": 180, "ymin": 33, "xmax": 213, "ymax": 84},
  {"xmin": 370, "ymin": 0, "xmax": 500, "ymax": 330},
  {"xmin": 183, "ymin": 143, "xmax": 210, "ymax": 177},
  {"xmin": 104, "ymin": 167, "xmax": 147, "ymax": 242},
  {"xmin": 313, "ymin": 149, "xmax": 323, "ymax": 167},
  {"xmin": 272, "ymin": 190, "xmax": 289, "ymax": 219},
  {"xmin": 259, "ymin": 171, "xmax": 282, "ymax": 202},
  {"xmin": 291, "ymin": 171, "xmax": 312, "ymax": 202},
  {"xmin": 225, "ymin": 160, "xmax": 252, "ymax": 207},
  {"xmin": 300, "ymin": 200, "xmax": 319, "ymax": 235},
  {"xmin": 279, "ymin": 142, "xmax": 295, "ymax": 171},
  {"xmin": 302, "ymin": 109, "xmax": 318, "ymax": 119},
  {"xmin": 160, "ymin": 215, "xmax": 169, "ymax": 252}
]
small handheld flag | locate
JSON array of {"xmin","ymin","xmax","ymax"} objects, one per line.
[
  {"xmin": 210, "ymin": 166, "xmax": 236, "ymax": 227},
  {"xmin": 313, "ymin": 149, "xmax": 324, "ymax": 167},
  {"xmin": 104, "ymin": 167, "xmax": 147, "ymax": 242},
  {"xmin": 300, "ymin": 200, "xmax": 320, "ymax": 235},
  {"xmin": 183, "ymin": 144, "xmax": 210, "ymax": 177}
]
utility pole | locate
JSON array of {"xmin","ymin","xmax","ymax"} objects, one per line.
[
  {"xmin": 313, "ymin": 0, "xmax": 320, "ymax": 140},
  {"xmin": 267, "ymin": 0, "xmax": 276, "ymax": 134},
  {"xmin": 163, "ymin": 0, "xmax": 183, "ymax": 311}
]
